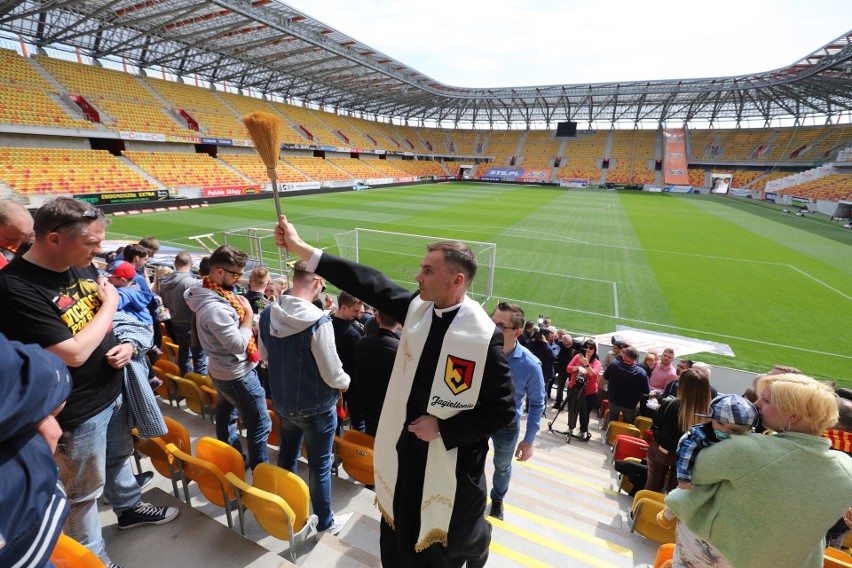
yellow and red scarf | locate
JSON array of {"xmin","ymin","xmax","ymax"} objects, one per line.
[
  {"xmin": 202, "ymin": 276, "xmax": 259, "ymax": 363},
  {"xmin": 823, "ymin": 428, "xmax": 852, "ymax": 454}
]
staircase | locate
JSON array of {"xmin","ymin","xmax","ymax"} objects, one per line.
[
  {"xmin": 117, "ymin": 156, "xmax": 168, "ymax": 191},
  {"xmin": 215, "ymin": 157, "xmax": 255, "ymax": 185},
  {"xmin": 26, "ymin": 57, "xmax": 112, "ymax": 130},
  {"xmin": 135, "ymin": 76, "xmax": 197, "ymax": 132}
]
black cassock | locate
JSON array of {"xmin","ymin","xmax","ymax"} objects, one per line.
[{"xmin": 316, "ymin": 252, "xmax": 515, "ymax": 567}]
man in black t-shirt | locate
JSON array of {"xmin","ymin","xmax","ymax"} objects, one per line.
[{"xmin": 0, "ymin": 197, "xmax": 177, "ymax": 566}]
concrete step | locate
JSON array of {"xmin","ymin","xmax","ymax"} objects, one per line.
[{"xmin": 100, "ymin": 487, "xmax": 288, "ymax": 567}]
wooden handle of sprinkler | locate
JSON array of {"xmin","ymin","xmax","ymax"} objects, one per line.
[
  {"xmin": 267, "ymin": 166, "xmax": 286, "ymax": 256},
  {"xmin": 267, "ymin": 166, "xmax": 282, "ymax": 219}
]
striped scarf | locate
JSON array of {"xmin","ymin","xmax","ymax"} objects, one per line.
[
  {"xmin": 202, "ymin": 276, "xmax": 259, "ymax": 363},
  {"xmin": 823, "ymin": 428, "xmax": 852, "ymax": 454}
]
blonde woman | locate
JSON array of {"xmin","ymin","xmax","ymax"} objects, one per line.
[
  {"xmin": 644, "ymin": 369, "xmax": 711, "ymax": 492},
  {"xmin": 667, "ymin": 374, "xmax": 852, "ymax": 568}
]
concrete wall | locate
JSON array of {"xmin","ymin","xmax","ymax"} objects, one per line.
[{"xmin": 0, "ymin": 132, "xmax": 90, "ymax": 149}]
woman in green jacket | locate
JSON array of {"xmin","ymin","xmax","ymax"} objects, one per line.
[{"xmin": 667, "ymin": 373, "xmax": 852, "ymax": 568}]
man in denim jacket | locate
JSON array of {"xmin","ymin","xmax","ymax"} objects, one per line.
[{"xmin": 258, "ymin": 260, "xmax": 352, "ymax": 536}]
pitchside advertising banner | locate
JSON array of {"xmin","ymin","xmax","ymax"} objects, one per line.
[
  {"xmin": 664, "ymin": 129, "xmax": 689, "ymax": 185},
  {"xmin": 482, "ymin": 167, "xmax": 552, "ymax": 182},
  {"xmin": 520, "ymin": 169, "xmax": 552, "ymax": 181},
  {"xmin": 76, "ymin": 189, "xmax": 169, "ymax": 205},
  {"xmin": 203, "ymin": 185, "xmax": 261, "ymax": 198}
]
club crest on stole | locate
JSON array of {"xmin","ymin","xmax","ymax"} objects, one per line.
[{"xmin": 444, "ymin": 355, "xmax": 475, "ymax": 395}]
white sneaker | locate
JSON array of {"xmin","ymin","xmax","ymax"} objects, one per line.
[{"xmin": 318, "ymin": 512, "xmax": 353, "ymax": 536}]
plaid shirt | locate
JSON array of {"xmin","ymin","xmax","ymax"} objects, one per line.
[{"xmin": 676, "ymin": 421, "xmax": 718, "ymax": 484}]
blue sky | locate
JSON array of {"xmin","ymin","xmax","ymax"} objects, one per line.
[{"xmin": 287, "ymin": 0, "xmax": 851, "ymax": 88}]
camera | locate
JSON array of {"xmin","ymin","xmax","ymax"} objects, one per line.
[{"xmin": 575, "ymin": 369, "xmax": 587, "ymax": 386}]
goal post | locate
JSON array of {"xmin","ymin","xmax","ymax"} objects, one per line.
[{"xmin": 333, "ymin": 228, "xmax": 497, "ymax": 305}]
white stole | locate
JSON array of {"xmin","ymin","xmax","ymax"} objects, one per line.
[{"xmin": 373, "ymin": 295, "xmax": 493, "ymax": 551}]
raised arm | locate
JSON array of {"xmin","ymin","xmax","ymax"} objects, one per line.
[{"xmin": 275, "ymin": 215, "xmax": 414, "ymax": 323}]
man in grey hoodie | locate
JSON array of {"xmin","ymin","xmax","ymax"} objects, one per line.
[
  {"xmin": 185, "ymin": 245, "xmax": 270, "ymax": 469},
  {"xmin": 258, "ymin": 260, "xmax": 352, "ymax": 536},
  {"xmin": 158, "ymin": 252, "xmax": 206, "ymax": 376}
]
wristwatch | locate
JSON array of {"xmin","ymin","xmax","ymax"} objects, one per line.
[{"xmin": 123, "ymin": 342, "xmax": 138, "ymax": 358}]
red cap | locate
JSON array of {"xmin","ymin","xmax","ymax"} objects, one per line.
[{"xmin": 109, "ymin": 261, "xmax": 136, "ymax": 280}]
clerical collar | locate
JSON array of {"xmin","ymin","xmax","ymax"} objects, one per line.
[{"xmin": 433, "ymin": 301, "xmax": 463, "ymax": 318}]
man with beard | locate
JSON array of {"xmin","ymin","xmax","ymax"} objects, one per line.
[{"xmin": 185, "ymin": 245, "xmax": 270, "ymax": 470}]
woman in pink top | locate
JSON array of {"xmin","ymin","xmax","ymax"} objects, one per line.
[
  {"xmin": 565, "ymin": 339, "xmax": 602, "ymax": 441},
  {"xmin": 649, "ymin": 347, "xmax": 678, "ymax": 391}
]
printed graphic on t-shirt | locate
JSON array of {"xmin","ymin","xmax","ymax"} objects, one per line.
[{"xmin": 56, "ymin": 278, "xmax": 101, "ymax": 335}]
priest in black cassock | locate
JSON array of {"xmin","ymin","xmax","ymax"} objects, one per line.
[{"xmin": 275, "ymin": 215, "xmax": 515, "ymax": 567}]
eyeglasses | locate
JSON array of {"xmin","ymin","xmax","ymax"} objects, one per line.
[
  {"xmin": 49, "ymin": 208, "xmax": 102, "ymax": 233},
  {"xmin": 220, "ymin": 267, "xmax": 243, "ymax": 279},
  {"xmin": 495, "ymin": 322, "xmax": 518, "ymax": 332}
]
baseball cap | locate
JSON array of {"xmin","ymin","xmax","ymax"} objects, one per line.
[
  {"xmin": 697, "ymin": 394, "xmax": 759, "ymax": 428},
  {"xmin": 109, "ymin": 261, "xmax": 136, "ymax": 280}
]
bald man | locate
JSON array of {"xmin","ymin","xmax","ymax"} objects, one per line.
[{"xmin": 0, "ymin": 201, "xmax": 33, "ymax": 269}]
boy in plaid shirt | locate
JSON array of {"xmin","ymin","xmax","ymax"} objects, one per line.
[{"xmin": 658, "ymin": 394, "xmax": 759, "ymax": 528}]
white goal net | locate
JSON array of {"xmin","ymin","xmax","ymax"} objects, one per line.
[{"xmin": 333, "ymin": 228, "xmax": 497, "ymax": 305}]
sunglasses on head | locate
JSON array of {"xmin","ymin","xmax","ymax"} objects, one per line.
[{"xmin": 49, "ymin": 208, "xmax": 102, "ymax": 234}]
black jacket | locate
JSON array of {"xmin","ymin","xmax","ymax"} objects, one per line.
[{"xmin": 352, "ymin": 328, "xmax": 400, "ymax": 436}]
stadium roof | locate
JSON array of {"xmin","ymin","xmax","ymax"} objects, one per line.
[{"xmin": 1, "ymin": 0, "xmax": 851, "ymax": 127}]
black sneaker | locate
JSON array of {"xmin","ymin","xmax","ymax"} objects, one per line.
[
  {"xmin": 489, "ymin": 499, "xmax": 504, "ymax": 521},
  {"xmin": 117, "ymin": 501, "xmax": 179, "ymax": 530},
  {"xmin": 107, "ymin": 562, "xmax": 125, "ymax": 568}
]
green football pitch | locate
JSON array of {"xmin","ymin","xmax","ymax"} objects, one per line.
[{"xmin": 106, "ymin": 183, "xmax": 852, "ymax": 383}]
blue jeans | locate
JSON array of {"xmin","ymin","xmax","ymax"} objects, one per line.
[
  {"xmin": 277, "ymin": 407, "xmax": 337, "ymax": 531},
  {"xmin": 213, "ymin": 369, "xmax": 271, "ymax": 470},
  {"xmin": 490, "ymin": 421, "xmax": 521, "ymax": 501},
  {"xmin": 55, "ymin": 394, "xmax": 140, "ymax": 563},
  {"xmin": 172, "ymin": 324, "xmax": 208, "ymax": 376}
]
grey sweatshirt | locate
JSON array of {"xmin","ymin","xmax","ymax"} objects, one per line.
[
  {"xmin": 184, "ymin": 286, "xmax": 255, "ymax": 381},
  {"xmin": 258, "ymin": 295, "xmax": 350, "ymax": 390},
  {"xmin": 158, "ymin": 270, "xmax": 198, "ymax": 328}
]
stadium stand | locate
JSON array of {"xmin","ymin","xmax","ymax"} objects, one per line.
[
  {"xmin": 485, "ymin": 130, "xmax": 525, "ymax": 163},
  {"xmin": 556, "ymin": 157, "xmax": 602, "ymax": 182},
  {"xmin": 388, "ymin": 159, "xmax": 447, "ymax": 177},
  {"xmin": 0, "ymin": 147, "xmax": 158, "ymax": 194},
  {"xmin": 216, "ymin": 92, "xmax": 307, "ymax": 146},
  {"xmin": 472, "ymin": 162, "xmax": 494, "ymax": 178},
  {"xmin": 519, "ymin": 130, "xmax": 563, "ymax": 167},
  {"xmin": 689, "ymin": 129, "xmax": 719, "ymax": 160},
  {"xmin": 327, "ymin": 157, "xmax": 382, "ymax": 179},
  {"xmin": 313, "ymin": 110, "xmax": 377, "ymax": 149},
  {"xmin": 270, "ymin": 103, "xmax": 345, "ymax": 147},
  {"xmin": 217, "ymin": 154, "xmax": 311, "ymax": 184},
  {"xmin": 776, "ymin": 173, "xmax": 852, "ymax": 201},
  {"xmin": 750, "ymin": 171, "xmax": 789, "ymax": 191},
  {"xmin": 282, "ymin": 156, "xmax": 351, "ymax": 181},
  {"xmin": 0, "ymin": 48, "xmax": 95, "ymax": 130},
  {"xmin": 687, "ymin": 168, "xmax": 706, "ymax": 187},
  {"xmin": 729, "ymin": 170, "xmax": 763, "ymax": 188},
  {"xmin": 606, "ymin": 160, "xmax": 656, "ymax": 184},
  {"xmin": 444, "ymin": 129, "xmax": 482, "ymax": 155},
  {"xmin": 34, "ymin": 55, "xmax": 198, "ymax": 137},
  {"xmin": 123, "ymin": 151, "xmax": 247, "ymax": 188},
  {"xmin": 357, "ymin": 158, "xmax": 409, "ymax": 178},
  {"xmin": 142, "ymin": 77, "xmax": 249, "ymax": 140},
  {"xmin": 392, "ymin": 123, "xmax": 431, "ymax": 153}
]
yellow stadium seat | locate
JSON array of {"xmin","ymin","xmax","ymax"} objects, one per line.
[
  {"xmin": 132, "ymin": 416, "xmax": 189, "ymax": 498},
  {"xmin": 226, "ymin": 463, "xmax": 317, "ymax": 563},
  {"xmin": 629, "ymin": 490, "xmax": 675, "ymax": 544},
  {"xmin": 169, "ymin": 374, "xmax": 214, "ymax": 422},
  {"xmin": 50, "ymin": 533, "xmax": 106, "ymax": 567},
  {"xmin": 334, "ymin": 430, "xmax": 375, "ymax": 487},
  {"xmin": 167, "ymin": 437, "xmax": 244, "ymax": 528}
]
